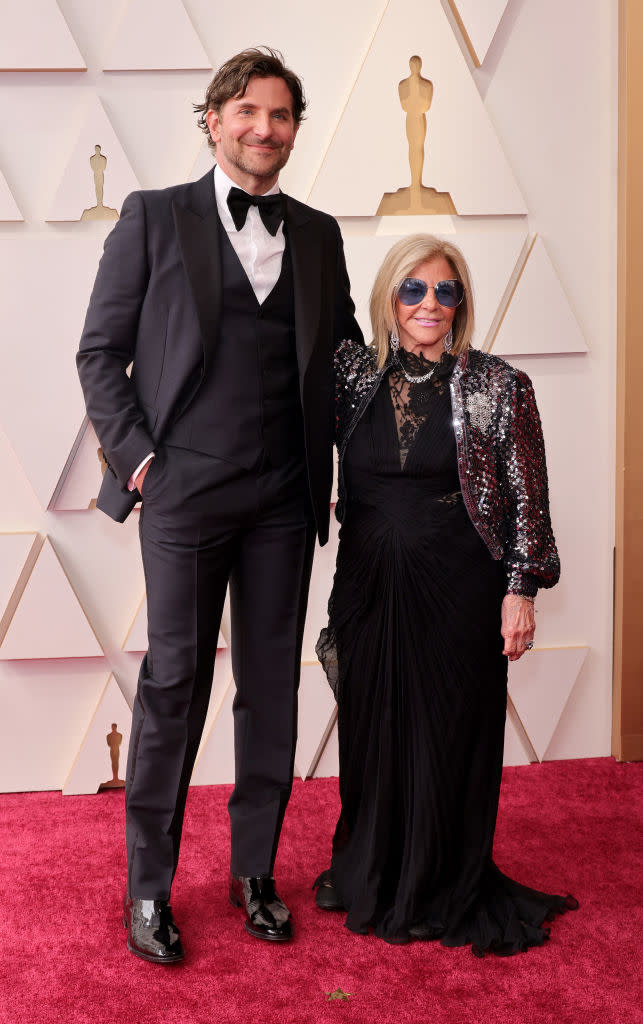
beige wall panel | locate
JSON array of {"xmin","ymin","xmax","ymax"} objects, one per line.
[
  {"xmin": 508, "ymin": 647, "xmax": 588, "ymax": 762},
  {"xmin": 104, "ymin": 0, "xmax": 210, "ymax": 71},
  {"xmin": 313, "ymin": 719, "xmax": 339, "ymax": 779},
  {"xmin": 189, "ymin": 140, "xmax": 215, "ymax": 183},
  {"xmin": 46, "ymin": 96, "xmax": 140, "ymax": 221},
  {"xmin": 0, "ymin": 660, "xmax": 108, "ymax": 791},
  {"xmin": 343, "ymin": 226, "xmax": 528, "ymax": 351},
  {"xmin": 52, "ymin": 418, "xmax": 105, "ymax": 511},
  {"xmin": 63, "ymin": 674, "xmax": 131, "ymax": 795},
  {"xmin": 0, "ymin": 171, "xmax": 22, "ymax": 221},
  {"xmin": 0, "ymin": 425, "xmax": 42, "ymax": 527},
  {"xmin": 448, "ymin": 0, "xmax": 510, "ymax": 67},
  {"xmin": 308, "ymin": 0, "xmax": 526, "ymax": 216},
  {"xmin": 503, "ymin": 701, "xmax": 536, "ymax": 766},
  {"xmin": 0, "ymin": 533, "xmax": 40, "ymax": 640},
  {"xmin": 0, "ymin": 537, "xmax": 102, "ymax": 660},
  {"xmin": 0, "ymin": 237, "xmax": 105, "ymax": 508},
  {"xmin": 0, "ymin": 0, "xmax": 85, "ymax": 71},
  {"xmin": 294, "ymin": 663, "xmax": 337, "ymax": 780},
  {"xmin": 492, "ymin": 237, "xmax": 588, "ymax": 356}
]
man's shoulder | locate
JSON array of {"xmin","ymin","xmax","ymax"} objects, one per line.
[{"xmin": 284, "ymin": 194, "xmax": 338, "ymax": 232}]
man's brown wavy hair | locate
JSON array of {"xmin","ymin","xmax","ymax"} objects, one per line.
[{"xmin": 194, "ymin": 46, "xmax": 307, "ymax": 149}]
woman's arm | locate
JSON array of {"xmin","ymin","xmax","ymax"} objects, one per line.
[{"xmin": 499, "ymin": 370, "xmax": 560, "ymax": 597}]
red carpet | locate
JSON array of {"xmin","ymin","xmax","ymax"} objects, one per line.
[{"xmin": 0, "ymin": 758, "xmax": 641, "ymax": 1024}]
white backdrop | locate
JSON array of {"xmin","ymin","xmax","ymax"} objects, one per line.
[{"xmin": 0, "ymin": 0, "xmax": 616, "ymax": 792}]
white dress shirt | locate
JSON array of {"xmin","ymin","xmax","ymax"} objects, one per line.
[{"xmin": 129, "ymin": 165, "xmax": 286, "ymax": 491}]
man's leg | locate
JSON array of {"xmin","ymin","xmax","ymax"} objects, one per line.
[
  {"xmin": 125, "ymin": 449, "xmax": 239, "ymax": 901},
  {"xmin": 227, "ymin": 507, "xmax": 316, "ymax": 877}
]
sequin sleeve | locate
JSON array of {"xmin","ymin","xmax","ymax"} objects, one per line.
[
  {"xmin": 499, "ymin": 370, "xmax": 560, "ymax": 595},
  {"xmin": 333, "ymin": 339, "xmax": 378, "ymax": 444}
]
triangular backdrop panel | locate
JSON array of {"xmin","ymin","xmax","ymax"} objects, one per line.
[
  {"xmin": 46, "ymin": 96, "xmax": 140, "ymax": 221},
  {"xmin": 449, "ymin": 0, "xmax": 510, "ymax": 66},
  {"xmin": 308, "ymin": 0, "xmax": 526, "ymax": 215},
  {"xmin": 312, "ymin": 717, "xmax": 339, "ymax": 778},
  {"xmin": 0, "ymin": 0, "xmax": 86, "ymax": 70},
  {"xmin": 0, "ymin": 533, "xmax": 41, "ymax": 641},
  {"xmin": 0, "ymin": 236, "xmax": 107, "ymax": 508},
  {"xmin": 0, "ymin": 661, "xmax": 109, "ymax": 791},
  {"xmin": 294, "ymin": 663, "xmax": 337, "ymax": 780},
  {"xmin": 0, "ymin": 170, "xmax": 23, "ymax": 221},
  {"xmin": 492, "ymin": 237, "xmax": 588, "ymax": 356},
  {"xmin": 123, "ymin": 595, "xmax": 228, "ymax": 653},
  {"xmin": 103, "ymin": 0, "xmax": 210, "ymax": 71},
  {"xmin": 51, "ymin": 417, "xmax": 105, "ymax": 511},
  {"xmin": 344, "ymin": 226, "xmax": 527, "ymax": 352},
  {"xmin": 189, "ymin": 140, "xmax": 214, "ymax": 183},
  {"xmin": 63, "ymin": 675, "xmax": 132, "ymax": 795},
  {"xmin": 508, "ymin": 647, "xmax": 588, "ymax": 762},
  {"xmin": 503, "ymin": 699, "xmax": 536, "ymax": 766},
  {"xmin": 0, "ymin": 537, "xmax": 103, "ymax": 660}
]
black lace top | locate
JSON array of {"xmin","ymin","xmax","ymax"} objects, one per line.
[{"xmin": 389, "ymin": 350, "xmax": 456, "ymax": 468}]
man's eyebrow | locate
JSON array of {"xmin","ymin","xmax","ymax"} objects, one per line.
[{"xmin": 231, "ymin": 100, "xmax": 292, "ymax": 116}]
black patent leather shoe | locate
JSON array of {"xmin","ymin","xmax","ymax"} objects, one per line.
[
  {"xmin": 229, "ymin": 874, "xmax": 293, "ymax": 942},
  {"xmin": 312, "ymin": 869, "xmax": 345, "ymax": 911},
  {"xmin": 123, "ymin": 894, "xmax": 185, "ymax": 964}
]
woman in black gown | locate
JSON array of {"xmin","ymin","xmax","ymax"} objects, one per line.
[{"xmin": 314, "ymin": 235, "xmax": 577, "ymax": 954}]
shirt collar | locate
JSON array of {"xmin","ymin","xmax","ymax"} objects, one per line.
[{"xmin": 214, "ymin": 164, "xmax": 280, "ymax": 230}]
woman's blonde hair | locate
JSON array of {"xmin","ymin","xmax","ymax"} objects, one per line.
[{"xmin": 369, "ymin": 235, "xmax": 475, "ymax": 368}]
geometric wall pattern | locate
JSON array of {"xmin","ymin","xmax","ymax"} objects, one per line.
[
  {"xmin": 447, "ymin": 0, "xmax": 510, "ymax": 67},
  {"xmin": 62, "ymin": 674, "xmax": 132, "ymax": 795},
  {"xmin": 0, "ymin": 171, "xmax": 23, "ymax": 221},
  {"xmin": 0, "ymin": 0, "xmax": 86, "ymax": 71},
  {"xmin": 491, "ymin": 236, "xmax": 588, "ymax": 356},
  {"xmin": 0, "ymin": 238, "xmax": 106, "ymax": 509},
  {"xmin": 0, "ymin": 0, "xmax": 608, "ymax": 793},
  {"xmin": 308, "ymin": 0, "xmax": 526, "ymax": 215},
  {"xmin": 46, "ymin": 96, "xmax": 140, "ymax": 222},
  {"xmin": 0, "ymin": 536, "xmax": 102, "ymax": 660},
  {"xmin": 103, "ymin": 0, "xmax": 211, "ymax": 72}
]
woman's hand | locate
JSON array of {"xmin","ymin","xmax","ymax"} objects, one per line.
[{"xmin": 501, "ymin": 594, "xmax": 535, "ymax": 661}]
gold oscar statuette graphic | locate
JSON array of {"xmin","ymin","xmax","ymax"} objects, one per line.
[
  {"xmin": 377, "ymin": 56, "xmax": 456, "ymax": 216},
  {"xmin": 99, "ymin": 723, "xmax": 125, "ymax": 791},
  {"xmin": 80, "ymin": 145, "xmax": 119, "ymax": 222}
]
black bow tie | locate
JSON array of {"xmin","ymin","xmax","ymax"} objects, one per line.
[{"xmin": 227, "ymin": 187, "xmax": 285, "ymax": 236}]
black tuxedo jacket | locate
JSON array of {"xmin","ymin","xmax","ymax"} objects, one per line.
[{"xmin": 76, "ymin": 170, "xmax": 363, "ymax": 543}]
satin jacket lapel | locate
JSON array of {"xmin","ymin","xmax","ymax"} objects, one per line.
[
  {"xmin": 286, "ymin": 197, "xmax": 320, "ymax": 382},
  {"xmin": 172, "ymin": 170, "xmax": 221, "ymax": 378}
]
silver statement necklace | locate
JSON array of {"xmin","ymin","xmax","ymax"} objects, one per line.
[{"xmin": 398, "ymin": 359, "xmax": 439, "ymax": 385}]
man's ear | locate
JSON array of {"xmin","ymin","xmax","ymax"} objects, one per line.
[{"xmin": 205, "ymin": 108, "xmax": 221, "ymax": 146}]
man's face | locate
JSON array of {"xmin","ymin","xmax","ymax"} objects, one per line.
[{"xmin": 206, "ymin": 76, "xmax": 299, "ymax": 192}]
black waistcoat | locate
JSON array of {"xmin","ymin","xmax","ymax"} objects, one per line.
[{"xmin": 165, "ymin": 220, "xmax": 304, "ymax": 470}]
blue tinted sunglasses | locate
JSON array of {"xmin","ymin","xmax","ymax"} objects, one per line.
[{"xmin": 397, "ymin": 277, "xmax": 465, "ymax": 308}]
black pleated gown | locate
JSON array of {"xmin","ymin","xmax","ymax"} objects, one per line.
[{"xmin": 317, "ymin": 355, "xmax": 576, "ymax": 954}]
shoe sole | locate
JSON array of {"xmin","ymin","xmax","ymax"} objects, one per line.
[
  {"xmin": 123, "ymin": 914, "xmax": 185, "ymax": 964},
  {"xmin": 315, "ymin": 896, "xmax": 345, "ymax": 911},
  {"xmin": 228, "ymin": 893, "xmax": 293, "ymax": 942}
]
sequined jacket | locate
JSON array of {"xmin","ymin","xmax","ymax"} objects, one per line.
[{"xmin": 333, "ymin": 339, "xmax": 560, "ymax": 597}]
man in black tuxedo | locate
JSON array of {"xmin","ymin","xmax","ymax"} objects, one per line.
[{"xmin": 77, "ymin": 47, "xmax": 362, "ymax": 963}]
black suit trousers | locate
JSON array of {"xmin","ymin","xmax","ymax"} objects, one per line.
[{"xmin": 125, "ymin": 444, "xmax": 316, "ymax": 899}]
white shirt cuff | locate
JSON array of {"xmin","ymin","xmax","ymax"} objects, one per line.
[{"xmin": 128, "ymin": 452, "xmax": 154, "ymax": 492}]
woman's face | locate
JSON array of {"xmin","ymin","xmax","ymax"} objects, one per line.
[{"xmin": 395, "ymin": 256, "xmax": 458, "ymax": 361}]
